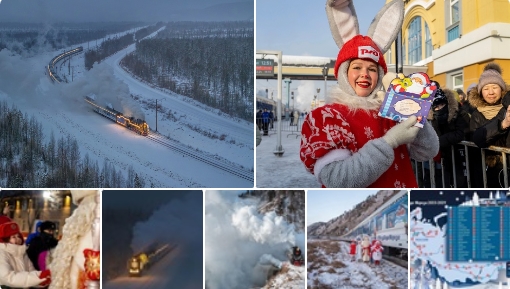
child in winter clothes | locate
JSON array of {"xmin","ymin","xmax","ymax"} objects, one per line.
[
  {"xmin": 300, "ymin": 0, "xmax": 438, "ymax": 188},
  {"xmin": 0, "ymin": 216, "xmax": 51, "ymax": 288}
]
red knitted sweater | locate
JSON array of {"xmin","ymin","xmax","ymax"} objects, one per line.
[{"xmin": 300, "ymin": 103, "xmax": 417, "ymax": 188}]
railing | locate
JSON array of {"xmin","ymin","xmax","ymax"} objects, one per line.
[
  {"xmin": 259, "ymin": 117, "xmax": 510, "ymax": 188},
  {"xmin": 415, "ymin": 141, "xmax": 510, "ymax": 188},
  {"xmin": 256, "ymin": 116, "xmax": 305, "ymax": 138}
]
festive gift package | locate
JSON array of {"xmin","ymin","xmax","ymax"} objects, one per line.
[{"xmin": 378, "ymin": 72, "xmax": 437, "ymax": 128}]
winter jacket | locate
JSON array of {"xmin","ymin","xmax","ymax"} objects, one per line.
[
  {"xmin": 26, "ymin": 233, "xmax": 58, "ymax": 271},
  {"xmin": 470, "ymin": 88, "xmax": 510, "ymax": 149},
  {"xmin": 468, "ymin": 87, "xmax": 510, "ymax": 187},
  {"xmin": 0, "ymin": 243, "xmax": 44, "ymax": 288},
  {"xmin": 300, "ymin": 86, "xmax": 438, "ymax": 188},
  {"xmin": 428, "ymin": 89, "xmax": 470, "ymax": 168}
]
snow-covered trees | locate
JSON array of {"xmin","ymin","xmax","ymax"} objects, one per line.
[
  {"xmin": 0, "ymin": 101, "xmax": 146, "ymax": 188},
  {"xmin": 121, "ymin": 21, "xmax": 254, "ymax": 121}
]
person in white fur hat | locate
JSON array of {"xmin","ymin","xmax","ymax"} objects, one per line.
[
  {"xmin": 300, "ymin": 0, "xmax": 438, "ymax": 188},
  {"xmin": 48, "ymin": 190, "xmax": 99, "ymax": 289}
]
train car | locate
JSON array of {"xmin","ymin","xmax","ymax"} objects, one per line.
[
  {"xmin": 343, "ymin": 191, "xmax": 408, "ymax": 257},
  {"xmin": 85, "ymin": 96, "xmax": 149, "ymax": 136},
  {"xmin": 256, "ymin": 97, "xmax": 277, "ymax": 120},
  {"xmin": 48, "ymin": 46, "xmax": 83, "ymax": 83},
  {"xmin": 128, "ymin": 243, "xmax": 173, "ymax": 277}
]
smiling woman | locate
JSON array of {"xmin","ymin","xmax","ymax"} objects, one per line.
[{"xmin": 299, "ymin": 0, "xmax": 439, "ymax": 188}]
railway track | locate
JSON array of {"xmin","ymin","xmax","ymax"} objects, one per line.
[
  {"xmin": 85, "ymin": 97, "xmax": 253, "ymax": 184},
  {"xmin": 146, "ymin": 132, "xmax": 254, "ymax": 183}
]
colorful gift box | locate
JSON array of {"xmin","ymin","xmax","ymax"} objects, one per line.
[{"xmin": 378, "ymin": 72, "xmax": 438, "ymax": 128}]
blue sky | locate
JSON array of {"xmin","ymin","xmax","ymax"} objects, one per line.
[
  {"xmin": 256, "ymin": 0, "xmax": 387, "ymax": 57},
  {"xmin": 307, "ymin": 190, "xmax": 378, "ymax": 225}
]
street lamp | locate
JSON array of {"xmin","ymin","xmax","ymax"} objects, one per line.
[
  {"xmin": 155, "ymin": 99, "xmax": 162, "ymax": 132},
  {"xmin": 322, "ymin": 66, "xmax": 328, "ymax": 100},
  {"xmin": 284, "ymin": 78, "xmax": 292, "ymax": 120},
  {"xmin": 316, "ymin": 88, "xmax": 321, "ymax": 107},
  {"xmin": 291, "ymin": 91, "xmax": 295, "ymax": 111}
]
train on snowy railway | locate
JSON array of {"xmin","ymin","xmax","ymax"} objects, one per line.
[
  {"xmin": 85, "ymin": 95, "xmax": 149, "ymax": 136},
  {"xmin": 128, "ymin": 243, "xmax": 174, "ymax": 277},
  {"xmin": 341, "ymin": 190, "xmax": 408, "ymax": 258},
  {"xmin": 47, "ymin": 46, "xmax": 83, "ymax": 83}
]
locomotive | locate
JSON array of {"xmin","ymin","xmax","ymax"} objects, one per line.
[
  {"xmin": 85, "ymin": 95, "xmax": 149, "ymax": 136},
  {"xmin": 128, "ymin": 243, "xmax": 173, "ymax": 277}
]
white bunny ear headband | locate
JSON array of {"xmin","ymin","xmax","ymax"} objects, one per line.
[
  {"xmin": 326, "ymin": 0, "xmax": 404, "ymax": 56},
  {"xmin": 326, "ymin": 0, "xmax": 404, "ymax": 78}
]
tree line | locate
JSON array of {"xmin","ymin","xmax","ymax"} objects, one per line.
[
  {"xmin": 84, "ymin": 22, "xmax": 165, "ymax": 70},
  {"xmin": 0, "ymin": 101, "xmax": 147, "ymax": 188},
  {"xmin": 0, "ymin": 22, "xmax": 142, "ymax": 55},
  {"xmin": 120, "ymin": 21, "xmax": 254, "ymax": 121}
]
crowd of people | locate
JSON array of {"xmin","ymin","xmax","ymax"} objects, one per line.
[
  {"xmin": 0, "ymin": 190, "xmax": 100, "ymax": 289},
  {"xmin": 349, "ymin": 235, "xmax": 383, "ymax": 265}
]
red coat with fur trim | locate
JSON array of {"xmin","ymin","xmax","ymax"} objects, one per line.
[{"xmin": 300, "ymin": 103, "xmax": 417, "ymax": 188}]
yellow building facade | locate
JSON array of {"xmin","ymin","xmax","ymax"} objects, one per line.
[{"xmin": 387, "ymin": 0, "xmax": 510, "ymax": 92}]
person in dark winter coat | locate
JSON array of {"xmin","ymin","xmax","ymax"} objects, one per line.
[
  {"xmin": 26, "ymin": 221, "xmax": 58, "ymax": 271},
  {"xmin": 468, "ymin": 62, "xmax": 510, "ymax": 188},
  {"xmin": 456, "ymin": 88, "xmax": 475, "ymax": 117},
  {"xmin": 291, "ymin": 246, "xmax": 303, "ymax": 266},
  {"xmin": 261, "ymin": 109, "xmax": 270, "ymax": 136},
  {"xmin": 25, "ymin": 221, "xmax": 42, "ymax": 246},
  {"xmin": 424, "ymin": 88, "xmax": 470, "ymax": 187}
]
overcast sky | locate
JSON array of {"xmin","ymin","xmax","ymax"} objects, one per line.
[{"xmin": 0, "ymin": 0, "xmax": 249, "ymax": 23}]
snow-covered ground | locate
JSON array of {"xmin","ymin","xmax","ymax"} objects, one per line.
[
  {"xmin": 307, "ymin": 239, "xmax": 408, "ymax": 289},
  {"xmin": 205, "ymin": 190, "xmax": 305, "ymax": 289},
  {"xmin": 0, "ymin": 26, "xmax": 253, "ymax": 187},
  {"xmin": 256, "ymin": 124, "xmax": 318, "ymax": 188}
]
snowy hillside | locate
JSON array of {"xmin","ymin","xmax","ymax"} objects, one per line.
[
  {"xmin": 307, "ymin": 190, "xmax": 399, "ymax": 237},
  {"xmin": 205, "ymin": 190, "xmax": 305, "ymax": 289}
]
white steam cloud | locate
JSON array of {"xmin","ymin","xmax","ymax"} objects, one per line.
[
  {"xmin": 63, "ymin": 62, "xmax": 145, "ymax": 120},
  {"xmin": 205, "ymin": 191, "xmax": 304, "ymax": 289},
  {"xmin": 0, "ymin": 48, "xmax": 145, "ymax": 120},
  {"xmin": 130, "ymin": 192, "xmax": 202, "ymax": 252}
]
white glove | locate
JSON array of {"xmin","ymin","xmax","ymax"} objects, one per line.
[{"xmin": 382, "ymin": 116, "xmax": 420, "ymax": 148}]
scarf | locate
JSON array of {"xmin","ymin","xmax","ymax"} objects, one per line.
[{"xmin": 477, "ymin": 104, "xmax": 502, "ymax": 120}]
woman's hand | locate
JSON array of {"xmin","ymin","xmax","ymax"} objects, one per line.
[{"xmin": 502, "ymin": 106, "xmax": 510, "ymax": 130}]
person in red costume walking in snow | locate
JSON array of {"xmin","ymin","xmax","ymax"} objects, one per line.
[
  {"xmin": 371, "ymin": 240, "xmax": 383, "ymax": 265},
  {"xmin": 349, "ymin": 240, "xmax": 357, "ymax": 262},
  {"xmin": 300, "ymin": 0, "xmax": 438, "ymax": 188}
]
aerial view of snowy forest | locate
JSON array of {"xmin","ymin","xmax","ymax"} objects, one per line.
[{"xmin": 0, "ymin": 0, "xmax": 254, "ymax": 188}]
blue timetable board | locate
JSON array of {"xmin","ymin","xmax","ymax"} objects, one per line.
[{"xmin": 447, "ymin": 206, "xmax": 510, "ymax": 262}]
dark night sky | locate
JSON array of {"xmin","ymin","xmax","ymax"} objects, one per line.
[
  {"xmin": 0, "ymin": 0, "xmax": 252, "ymax": 23},
  {"xmin": 102, "ymin": 190, "xmax": 201, "ymax": 211}
]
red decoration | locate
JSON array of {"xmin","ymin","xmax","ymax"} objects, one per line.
[{"xmin": 83, "ymin": 249, "xmax": 100, "ymax": 281}]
